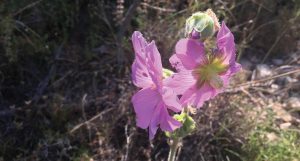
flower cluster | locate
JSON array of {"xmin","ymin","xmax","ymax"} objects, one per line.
[{"xmin": 131, "ymin": 10, "xmax": 241, "ymax": 139}]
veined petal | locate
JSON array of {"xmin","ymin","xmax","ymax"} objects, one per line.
[
  {"xmin": 149, "ymin": 101, "xmax": 182, "ymax": 140},
  {"xmin": 131, "ymin": 31, "xmax": 152, "ymax": 88},
  {"xmin": 220, "ymin": 62, "xmax": 242, "ymax": 78},
  {"xmin": 217, "ymin": 22, "xmax": 236, "ymax": 65},
  {"xmin": 145, "ymin": 41, "xmax": 163, "ymax": 88},
  {"xmin": 228, "ymin": 62, "xmax": 242, "ymax": 75},
  {"xmin": 219, "ymin": 62, "xmax": 242, "ymax": 88},
  {"xmin": 131, "ymin": 87, "xmax": 160, "ymax": 129},
  {"xmin": 131, "ymin": 60, "xmax": 153, "ymax": 88},
  {"xmin": 164, "ymin": 70, "xmax": 196, "ymax": 95},
  {"xmin": 175, "ymin": 38, "xmax": 206, "ymax": 69},
  {"xmin": 132, "ymin": 31, "xmax": 148, "ymax": 56},
  {"xmin": 180, "ymin": 84, "xmax": 218, "ymax": 108},
  {"xmin": 161, "ymin": 86, "xmax": 182, "ymax": 112},
  {"xmin": 170, "ymin": 53, "xmax": 200, "ymax": 71},
  {"xmin": 149, "ymin": 101, "xmax": 162, "ymax": 140},
  {"xmin": 159, "ymin": 106, "xmax": 181, "ymax": 132},
  {"xmin": 169, "ymin": 54, "xmax": 184, "ymax": 72}
]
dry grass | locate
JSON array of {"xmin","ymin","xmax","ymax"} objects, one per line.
[{"xmin": 0, "ymin": 0, "xmax": 300, "ymax": 160}]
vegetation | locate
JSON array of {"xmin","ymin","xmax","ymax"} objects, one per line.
[{"xmin": 0, "ymin": 0, "xmax": 299, "ymax": 160}]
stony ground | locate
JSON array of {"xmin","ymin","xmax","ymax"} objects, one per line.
[{"xmin": 1, "ymin": 0, "xmax": 300, "ymax": 160}]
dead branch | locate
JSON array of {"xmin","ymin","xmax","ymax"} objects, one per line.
[
  {"xmin": 69, "ymin": 107, "xmax": 115, "ymax": 134},
  {"xmin": 226, "ymin": 68, "xmax": 300, "ymax": 92},
  {"xmin": 141, "ymin": 2, "xmax": 175, "ymax": 12},
  {"xmin": 32, "ymin": 44, "xmax": 63, "ymax": 103},
  {"xmin": 116, "ymin": 0, "xmax": 141, "ymax": 64},
  {"xmin": 13, "ymin": 0, "xmax": 43, "ymax": 16}
]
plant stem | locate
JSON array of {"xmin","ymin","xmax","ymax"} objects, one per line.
[{"xmin": 167, "ymin": 137, "xmax": 180, "ymax": 161}]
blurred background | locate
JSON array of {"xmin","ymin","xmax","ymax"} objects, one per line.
[{"xmin": 0, "ymin": 0, "xmax": 300, "ymax": 160}]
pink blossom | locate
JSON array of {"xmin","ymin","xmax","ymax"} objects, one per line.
[
  {"xmin": 167, "ymin": 22, "xmax": 241, "ymax": 108},
  {"xmin": 131, "ymin": 31, "xmax": 182, "ymax": 139}
]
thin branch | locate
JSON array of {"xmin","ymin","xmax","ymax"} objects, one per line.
[
  {"xmin": 141, "ymin": 2, "xmax": 175, "ymax": 12},
  {"xmin": 116, "ymin": 0, "xmax": 141, "ymax": 64},
  {"xmin": 32, "ymin": 44, "xmax": 63, "ymax": 103},
  {"xmin": 262, "ymin": 27, "xmax": 288, "ymax": 63},
  {"xmin": 13, "ymin": 0, "xmax": 43, "ymax": 16},
  {"xmin": 69, "ymin": 107, "xmax": 115, "ymax": 133},
  {"xmin": 226, "ymin": 68, "xmax": 300, "ymax": 92}
]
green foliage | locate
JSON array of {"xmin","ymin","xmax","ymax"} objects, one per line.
[
  {"xmin": 1, "ymin": 0, "xmax": 300, "ymax": 160},
  {"xmin": 242, "ymin": 110, "xmax": 300, "ymax": 161},
  {"xmin": 244, "ymin": 129, "xmax": 300, "ymax": 161}
]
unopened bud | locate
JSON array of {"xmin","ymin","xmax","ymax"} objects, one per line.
[
  {"xmin": 165, "ymin": 112, "xmax": 196, "ymax": 138},
  {"xmin": 185, "ymin": 9, "xmax": 220, "ymax": 39}
]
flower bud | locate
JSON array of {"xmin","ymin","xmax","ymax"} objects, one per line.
[
  {"xmin": 165, "ymin": 112, "xmax": 196, "ymax": 138},
  {"xmin": 185, "ymin": 9, "xmax": 220, "ymax": 39}
]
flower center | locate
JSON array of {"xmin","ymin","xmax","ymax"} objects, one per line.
[{"xmin": 193, "ymin": 56, "xmax": 228, "ymax": 89}]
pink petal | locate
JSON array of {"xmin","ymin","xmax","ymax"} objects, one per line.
[
  {"xmin": 217, "ymin": 22, "xmax": 236, "ymax": 65},
  {"xmin": 149, "ymin": 101, "xmax": 162, "ymax": 140},
  {"xmin": 131, "ymin": 87, "xmax": 160, "ymax": 129},
  {"xmin": 159, "ymin": 106, "xmax": 181, "ymax": 132},
  {"xmin": 174, "ymin": 38, "xmax": 206, "ymax": 70},
  {"xmin": 145, "ymin": 41, "xmax": 163, "ymax": 88},
  {"xmin": 169, "ymin": 53, "xmax": 199, "ymax": 71},
  {"xmin": 219, "ymin": 62, "xmax": 242, "ymax": 88},
  {"xmin": 180, "ymin": 84, "xmax": 218, "ymax": 108},
  {"xmin": 149, "ymin": 101, "xmax": 181, "ymax": 140},
  {"xmin": 161, "ymin": 86, "xmax": 182, "ymax": 112},
  {"xmin": 131, "ymin": 31, "xmax": 152, "ymax": 88},
  {"xmin": 169, "ymin": 54, "xmax": 184, "ymax": 72},
  {"xmin": 132, "ymin": 31, "xmax": 148, "ymax": 57},
  {"xmin": 131, "ymin": 60, "xmax": 153, "ymax": 88},
  {"xmin": 228, "ymin": 62, "xmax": 242, "ymax": 75},
  {"xmin": 164, "ymin": 70, "xmax": 196, "ymax": 95}
]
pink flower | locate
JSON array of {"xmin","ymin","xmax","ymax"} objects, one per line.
[
  {"xmin": 131, "ymin": 31, "xmax": 182, "ymax": 139},
  {"xmin": 167, "ymin": 22, "xmax": 241, "ymax": 108}
]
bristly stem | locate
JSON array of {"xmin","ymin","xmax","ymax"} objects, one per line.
[{"xmin": 167, "ymin": 137, "xmax": 180, "ymax": 161}]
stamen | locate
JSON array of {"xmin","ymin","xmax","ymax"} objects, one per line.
[{"xmin": 193, "ymin": 56, "xmax": 228, "ymax": 89}]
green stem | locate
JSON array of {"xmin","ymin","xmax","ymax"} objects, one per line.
[{"xmin": 167, "ymin": 137, "xmax": 180, "ymax": 161}]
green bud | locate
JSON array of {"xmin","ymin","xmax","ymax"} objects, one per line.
[
  {"xmin": 163, "ymin": 68, "xmax": 174, "ymax": 79},
  {"xmin": 185, "ymin": 9, "xmax": 220, "ymax": 39},
  {"xmin": 165, "ymin": 112, "xmax": 196, "ymax": 138}
]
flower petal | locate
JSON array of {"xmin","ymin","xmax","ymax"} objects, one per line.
[
  {"xmin": 131, "ymin": 60, "xmax": 153, "ymax": 88},
  {"xmin": 132, "ymin": 31, "xmax": 148, "ymax": 57},
  {"xmin": 145, "ymin": 41, "xmax": 163, "ymax": 88},
  {"xmin": 219, "ymin": 62, "xmax": 242, "ymax": 87},
  {"xmin": 131, "ymin": 87, "xmax": 160, "ymax": 129},
  {"xmin": 174, "ymin": 38, "xmax": 206, "ymax": 70},
  {"xmin": 169, "ymin": 54, "xmax": 184, "ymax": 72},
  {"xmin": 161, "ymin": 86, "xmax": 182, "ymax": 112},
  {"xmin": 170, "ymin": 53, "xmax": 200, "ymax": 71},
  {"xmin": 149, "ymin": 101, "xmax": 181, "ymax": 140},
  {"xmin": 159, "ymin": 106, "xmax": 181, "ymax": 132},
  {"xmin": 149, "ymin": 101, "xmax": 162, "ymax": 140},
  {"xmin": 180, "ymin": 84, "xmax": 218, "ymax": 108},
  {"xmin": 164, "ymin": 70, "xmax": 196, "ymax": 95},
  {"xmin": 217, "ymin": 22, "xmax": 236, "ymax": 65},
  {"xmin": 131, "ymin": 31, "xmax": 152, "ymax": 88},
  {"xmin": 228, "ymin": 62, "xmax": 242, "ymax": 75}
]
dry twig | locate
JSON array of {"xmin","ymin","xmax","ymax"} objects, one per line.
[
  {"xmin": 226, "ymin": 68, "xmax": 300, "ymax": 92},
  {"xmin": 141, "ymin": 2, "xmax": 176, "ymax": 12},
  {"xmin": 69, "ymin": 108, "xmax": 115, "ymax": 133}
]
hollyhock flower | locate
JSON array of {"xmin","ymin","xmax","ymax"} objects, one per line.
[
  {"xmin": 131, "ymin": 31, "xmax": 182, "ymax": 139},
  {"xmin": 168, "ymin": 22, "xmax": 241, "ymax": 108}
]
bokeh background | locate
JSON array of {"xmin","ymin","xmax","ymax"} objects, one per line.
[{"xmin": 0, "ymin": 0, "xmax": 300, "ymax": 160}]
